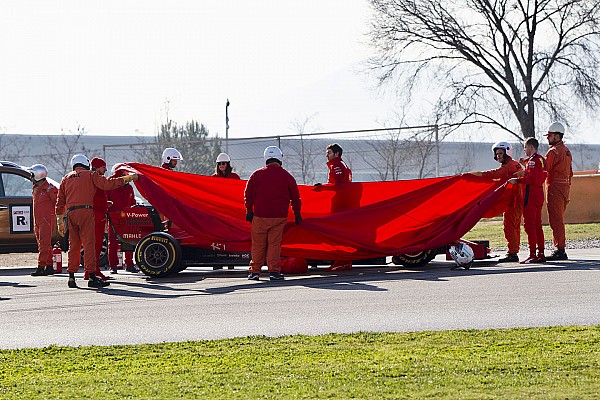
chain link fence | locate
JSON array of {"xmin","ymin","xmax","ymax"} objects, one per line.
[
  {"xmin": 102, "ymin": 126, "xmax": 453, "ymax": 183},
  {"xmin": 100, "ymin": 126, "xmax": 600, "ymax": 183},
  {"xmin": 3, "ymin": 129, "xmax": 600, "ymax": 186}
]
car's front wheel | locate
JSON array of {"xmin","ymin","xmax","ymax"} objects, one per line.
[
  {"xmin": 391, "ymin": 249, "xmax": 438, "ymax": 268},
  {"xmin": 135, "ymin": 232, "xmax": 182, "ymax": 278}
]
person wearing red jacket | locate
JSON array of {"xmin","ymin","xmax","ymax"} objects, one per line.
[
  {"xmin": 325, "ymin": 143, "xmax": 355, "ymax": 271},
  {"xmin": 107, "ymin": 167, "xmax": 138, "ymax": 274},
  {"xmin": 161, "ymin": 147, "xmax": 182, "ymax": 170},
  {"xmin": 510, "ymin": 138, "xmax": 548, "ymax": 264},
  {"xmin": 326, "ymin": 143, "xmax": 352, "ymax": 184},
  {"xmin": 85, "ymin": 157, "xmax": 110, "ymax": 281},
  {"xmin": 469, "ymin": 142, "xmax": 524, "ymax": 263},
  {"xmin": 244, "ymin": 146, "xmax": 302, "ymax": 281},
  {"xmin": 212, "ymin": 152, "xmax": 241, "ymax": 179},
  {"xmin": 544, "ymin": 122, "xmax": 573, "ymax": 260},
  {"xmin": 55, "ymin": 154, "xmax": 138, "ymax": 289},
  {"xmin": 29, "ymin": 164, "xmax": 58, "ymax": 276}
]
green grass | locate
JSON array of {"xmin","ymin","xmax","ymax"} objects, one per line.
[
  {"xmin": 1, "ymin": 326, "xmax": 599, "ymax": 399},
  {"xmin": 464, "ymin": 221, "xmax": 600, "ymax": 249}
]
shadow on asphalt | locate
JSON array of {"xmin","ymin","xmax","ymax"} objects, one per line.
[
  {"xmin": 72, "ymin": 258, "xmax": 600, "ymax": 299},
  {"xmin": 0, "ymin": 281, "xmax": 36, "ymax": 288},
  {"xmin": 2, "ymin": 259, "xmax": 598, "ymax": 300}
]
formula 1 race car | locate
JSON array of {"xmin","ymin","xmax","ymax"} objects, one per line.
[
  {"xmin": 108, "ymin": 204, "xmax": 253, "ymax": 276},
  {"xmin": 108, "ymin": 204, "xmax": 493, "ymax": 277},
  {"xmin": 108, "ymin": 163, "xmax": 508, "ymax": 278}
]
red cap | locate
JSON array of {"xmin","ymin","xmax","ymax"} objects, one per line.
[{"xmin": 90, "ymin": 157, "xmax": 107, "ymax": 169}]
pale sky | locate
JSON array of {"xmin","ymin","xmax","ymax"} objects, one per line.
[{"xmin": 1, "ymin": 1, "xmax": 598, "ymax": 144}]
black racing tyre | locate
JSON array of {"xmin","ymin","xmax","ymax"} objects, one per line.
[
  {"xmin": 60, "ymin": 231, "xmax": 69, "ymax": 252},
  {"xmin": 174, "ymin": 261, "xmax": 188, "ymax": 273},
  {"xmin": 175, "ymin": 264, "xmax": 189, "ymax": 273},
  {"xmin": 135, "ymin": 232, "xmax": 182, "ymax": 278},
  {"xmin": 80, "ymin": 233, "xmax": 109, "ymax": 269},
  {"xmin": 392, "ymin": 249, "xmax": 437, "ymax": 268},
  {"xmin": 98, "ymin": 233, "xmax": 109, "ymax": 268}
]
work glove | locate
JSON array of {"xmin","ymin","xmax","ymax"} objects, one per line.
[
  {"xmin": 122, "ymin": 173, "xmax": 138, "ymax": 183},
  {"xmin": 295, "ymin": 213, "xmax": 302, "ymax": 225},
  {"xmin": 508, "ymin": 178, "xmax": 518, "ymax": 185},
  {"xmin": 245, "ymin": 211, "xmax": 254, "ymax": 223},
  {"xmin": 56, "ymin": 215, "xmax": 66, "ymax": 236}
]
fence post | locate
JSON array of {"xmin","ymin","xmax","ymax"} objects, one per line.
[
  {"xmin": 434, "ymin": 124, "xmax": 439, "ymax": 177},
  {"xmin": 225, "ymin": 99, "xmax": 230, "ymax": 153}
]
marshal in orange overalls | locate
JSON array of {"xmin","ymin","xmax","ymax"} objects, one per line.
[
  {"xmin": 56, "ymin": 168, "xmax": 128, "ymax": 275},
  {"xmin": 481, "ymin": 158, "xmax": 524, "ymax": 255},
  {"xmin": 33, "ymin": 179, "xmax": 58, "ymax": 269},
  {"xmin": 545, "ymin": 140, "xmax": 573, "ymax": 251}
]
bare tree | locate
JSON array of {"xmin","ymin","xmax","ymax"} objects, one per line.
[
  {"xmin": 446, "ymin": 141, "xmax": 478, "ymax": 176},
  {"xmin": 361, "ymin": 128, "xmax": 410, "ymax": 180},
  {"xmin": 0, "ymin": 133, "xmax": 32, "ymax": 163},
  {"xmin": 407, "ymin": 129, "xmax": 439, "ymax": 178},
  {"xmin": 368, "ymin": 0, "xmax": 600, "ymax": 140},
  {"xmin": 44, "ymin": 126, "xmax": 90, "ymax": 176},
  {"xmin": 285, "ymin": 116, "xmax": 320, "ymax": 184}
]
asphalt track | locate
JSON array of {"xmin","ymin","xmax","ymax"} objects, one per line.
[{"xmin": 1, "ymin": 248, "xmax": 599, "ymax": 349}]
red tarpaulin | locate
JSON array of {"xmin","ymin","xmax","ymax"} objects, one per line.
[{"xmin": 116, "ymin": 163, "xmax": 514, "ymax": 260}]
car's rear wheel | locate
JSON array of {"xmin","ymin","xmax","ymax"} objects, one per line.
[
  {"xmin": 392, "ymin": 249, "xmax": 437, "ymax": 268},
  {"xmin": 135, "ymin": 232, "xmax": 182, "ymax": 277}
]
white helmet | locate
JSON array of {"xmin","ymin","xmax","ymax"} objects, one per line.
[
  {"xmin": 547, "ymin": 122, "xmax": 565, "ymax": 134},
  {"xmin": 449, "ymin": 242, "xmax": 474, "ymax": 269},
  {"xmin": 71, "ymin": 154, "xmax": 90, "ymax": 169},
  {"xmin": 492, "ymin": 141, "xmax": 513, "ymax": 159},
  {"xmin": 29, "ymin": 164, "xmax": 48, "ymax": 182},
  {"xmin": 264, "ymin": 146, "xmax": 283, "ymax": 163},
  {"xmin": 110, "ymin": 164, "xmax": 125, "ymax": 176},
  {"xmin": 216, "ymin": 153, "xmax": 231, "ymax": 163},
  {"xmin": 162, "ymin": 148, "xmax": 183, "ymax": 164}
]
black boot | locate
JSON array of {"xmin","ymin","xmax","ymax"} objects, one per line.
[
  {"xmin": 497, "ymin": 253, "xmax": 519, "ymax": 263},
  {"xmin": 31, "ymin": 267, "xmax": 46, "ymax": 276},
  {"xmin": 88, "ymin": 277, "xmax": 110, "ymax": 288},
  {"xmin": 44, "ymin": 265, "xmax": 54, "ymax": 275},
  {"xmin": 546, "ymin": 249, "xmax": 568, "ymax": 261},
  {"xmin": 68, "ymin": 277, "xmax": 78, "ymax": 288}
]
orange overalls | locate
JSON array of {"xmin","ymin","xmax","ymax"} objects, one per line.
[
  {"xmin": 32, "ymin": 180, "xmax": 58, "ymax": 268},
  {"xmin": 545, "ymin": 141, "xmax": 573, "ymax": 250},
  {"xmin": 481, "ymin": 158, "xmax": 523, "ymax": 255},
  {"xmin": 517, "ymin": 153, "xmax": 548, "ymax": 257},
  {"xmin": 56, "ymin": 168, "xmax": 126, "ymax": 274}
]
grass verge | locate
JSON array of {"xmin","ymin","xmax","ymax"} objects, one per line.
[
  {"xmin": 464, "ymin": 221, "xmax": 600, "ymax": 249},
  {"xmin": 1, "ymin": 326, "xmax": 599, "ymax": 399}
]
